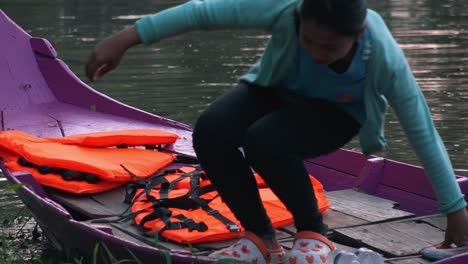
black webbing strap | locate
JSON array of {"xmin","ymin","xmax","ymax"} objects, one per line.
[
  {"xmin": 117, "ymin": 144, "xmax": 162, "ymax": 150},
  {"xmin": 90, "ymin": 198, "xmax": 200, "ymax": 229},
  {"xmin": 17, "ymin": 156, "xmax": 101, "ymax": 183},
  {"xmin": 204, "ymin": 205, "xmax": 241, "ymax": 232},
  {"xmin": 170, "ymin": 168, "xmax": 240, "ymax": 233},
  {"xmin": 140, "ymin": 207, "xmax": 172, "ymax": 227},
  {"xmin": 124, "ymin": 164, "xmax": 239, "ymax": 233},
  {"xmin": 121, "ymin": 165, "xmax": 172, "ymax": 204},
  {"xmin": 158, "ymin": 166, "xmax": 203, "ymax": 200},
  {"xmin": 168, "ymin": 214, "xmax": 208, "ymax": 232},
  {"xmin": 120, "ymin": 164, "xmax": 200, "ymax": 212},
  {"xmin": 122, "ymin": 164, "xmax": 202, "ymax": 203},
  {"xmin": 138, "ymin": 206, "xmax": 207, "ymax": 232},
  {"xmin": 119, "ymin": 165, "xmax": 197, "ymax": 221},
  {"xmin": 191, "ymin": 185, "xmax": 241, "ymax": 233},
  {"xmin": 173, "ymin": 155, "xmax": 199, "ymax": 164}
]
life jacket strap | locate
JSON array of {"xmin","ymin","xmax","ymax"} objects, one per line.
[
  {"xmin": 191, "ymin": 185, "xmax": 241, "ymax": 233},
  {"xmin": 153, "ymin": 166, "xmax": 203, "ymax": 200},
  {"xmin": 139, "ymin": 207, "xmax": 207, "ymax": 233},
  {"xmin": 173, "ymin": 214, "xmax": 208, "ymax": 232},
  {"xmin": 140, "ymin": 207, "xmax": 172, "ymax": 227},
  {"xmin": 204, "ymin": 207, "xmax": 241, "ymax": 233},
  {"xmin": 122, "ymin": 165, "xmax": 172, "ymax": 204},
  {"xmin": 173, "ymin": 155, "xmax": 199, "ymax": 164},
  {"xmin": 159, "ymin": 168, "xmax": 241, "ymax": 233},
  {"xmin": 129, "ymin": 165, "xmax": 240, "ymax": 234},
  {"xmin": 17, "ymin": 157, "xmax": 101, "ymax": 183},
  {"xmin": 144, "ymin": 145, "xmax": 162, "ymax": 151},
  {"xmin": 115, "ymin": 144, "xmax": 162, "ymax": 150}
]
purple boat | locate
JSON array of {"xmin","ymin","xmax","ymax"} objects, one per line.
[{"xmin": 1, "ymin": 9, "xmax": 467, "ymax": 264}]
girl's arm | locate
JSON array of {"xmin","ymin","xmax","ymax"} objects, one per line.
[
  {"xmin": 85, "ymin": 26, "xmax": 140, "ymax": 81},
  {"xmin": 135, "ymin": 0, "xmax": 293, "ymax": 45},
  {"xmin": 85, "ymin": 0, "xmax": 295, "ymax": 80},
  {"xmin": 384, "ymin": 58, "xmax": 468, "ymax": 247}
]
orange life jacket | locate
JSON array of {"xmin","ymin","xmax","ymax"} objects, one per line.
[
  {"xmin": 0, "ymin": 129, "xmax": 179, "ymax": 194},
  {"xmin": 130, "ymin": 166, "xmax": 330, "ymax": 244}
]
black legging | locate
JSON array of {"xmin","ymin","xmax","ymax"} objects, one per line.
[{"xmin": 192, "ymin": 81, "xmax": 361, "ymax": 239}]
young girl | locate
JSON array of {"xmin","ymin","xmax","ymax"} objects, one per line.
[{"xmin": 86, "ymin": 0, "xmax": 468, "ymax": 262}]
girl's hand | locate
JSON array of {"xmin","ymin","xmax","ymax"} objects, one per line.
[
  {"xmin": 441, "ymin": 208, "xmax": 468, "ymax": 248},
  {"xmin": 85, "ymin": 26, "xmax": 141, "ymax": 81}
]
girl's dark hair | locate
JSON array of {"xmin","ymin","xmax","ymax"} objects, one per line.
[{"xmin": 298, "ymin": 0, "xmax": 367, "ymax": 36}]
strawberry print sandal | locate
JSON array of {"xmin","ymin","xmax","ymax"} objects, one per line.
[
  {"xmin": 208, "ymin": 231, "xmax": 286, "ymax": 264},
  {"xmin": 285, "ymin": 231, "xmax": 336, "ymax": 264}
]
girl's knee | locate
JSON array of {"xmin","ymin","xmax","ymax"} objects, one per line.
[
  {"xmin": 193, "ymin": 111, "xmax": 240, "ymax": 154},
  {"xmin": 243, "ymin": 130, "xmax": 281, "ymax": 164}
]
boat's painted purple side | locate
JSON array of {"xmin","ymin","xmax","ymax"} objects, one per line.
[
  {"xmin": 1, "ymin": 8, "xmax": 467, "ymax": 263},
  {"xmin": 306, "ymin": 149, "xmax": 468, "ymax": 215},
  {"xmin": 434, "ymin": 253, "xmax": 468, "ymax": 264},
  {"xmin": 0, "ymin": 163, "xmax": 213, "ymax": 263}
]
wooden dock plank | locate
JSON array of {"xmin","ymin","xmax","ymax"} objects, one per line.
[{"xmin": 335, "ymin": 218, "xmax": 444, "ymax": 257}]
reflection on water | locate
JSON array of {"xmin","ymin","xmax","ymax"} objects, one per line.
[{"xmin": 0, "ymin": 0, "xmax": 467, "ymax": 257}]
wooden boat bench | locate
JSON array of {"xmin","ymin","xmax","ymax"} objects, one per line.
[{"xmin": 47, "ymin": 186, "xmax": 130, "ymax": 219}]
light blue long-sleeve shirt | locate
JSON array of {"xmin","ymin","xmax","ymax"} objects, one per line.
[
  {"xmin": 282, "ymin": 27, "xmax": 371, "ymax": 124},
  {"xmin": 134, "ymin": 0, "xmax": 466, "ymax": 214}
]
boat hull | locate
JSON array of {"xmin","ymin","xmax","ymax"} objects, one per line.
[{"xmin": 1, "ymin": 8, "xmax": 468, "ymax": 264}]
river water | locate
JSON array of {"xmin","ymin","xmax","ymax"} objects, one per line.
[{"xmin": 0, "ymin": 0, "xmax": 467, "ymax": 261}]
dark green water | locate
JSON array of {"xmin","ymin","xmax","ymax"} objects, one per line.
[{"xmin": 0, "ymin": 0, "xmax": 467, "ymax": 261}]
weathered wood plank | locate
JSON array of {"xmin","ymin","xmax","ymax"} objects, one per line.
[
  {"xmin": 335, "ymin": 220, "xmax": 444, "ymax": 257},
  {"xmin": 280, "ymin": 189, "xmax": 412, "ymax": 236},
  {"xmin": 374, "ymin": 185, "xmax": 439, "ymax": 216},
  {"xmin": 326, "ymin": 189, "xmax": 414, "ymax": 222},
  {"xmin": 88, "ymin": 186, "xmax": 129, "ymax": 215},
  {"xmin": 48, "ymin": 190, "xmax": 116, "ymax": 218},
  {"xmin": 280, "ymin": 208, "xmax": 369, "ymax": 234},
  {"xmin": 323, "ymin": 208, "xmax": 370, "ymax": 229},
  {"xmin": 47, "ymin": 188, "xmax": 127, "ymax": 218},
  {"xmin": 334, "ymin": 242, "xmax": 357, "ymax": 253},
  {"xmin": 420, "ymin": 216, "xmax": 446, "ymax": 231},
  {"xmin": 198, "ymin": 229, "xmax": 292, "ymax": 250}
]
